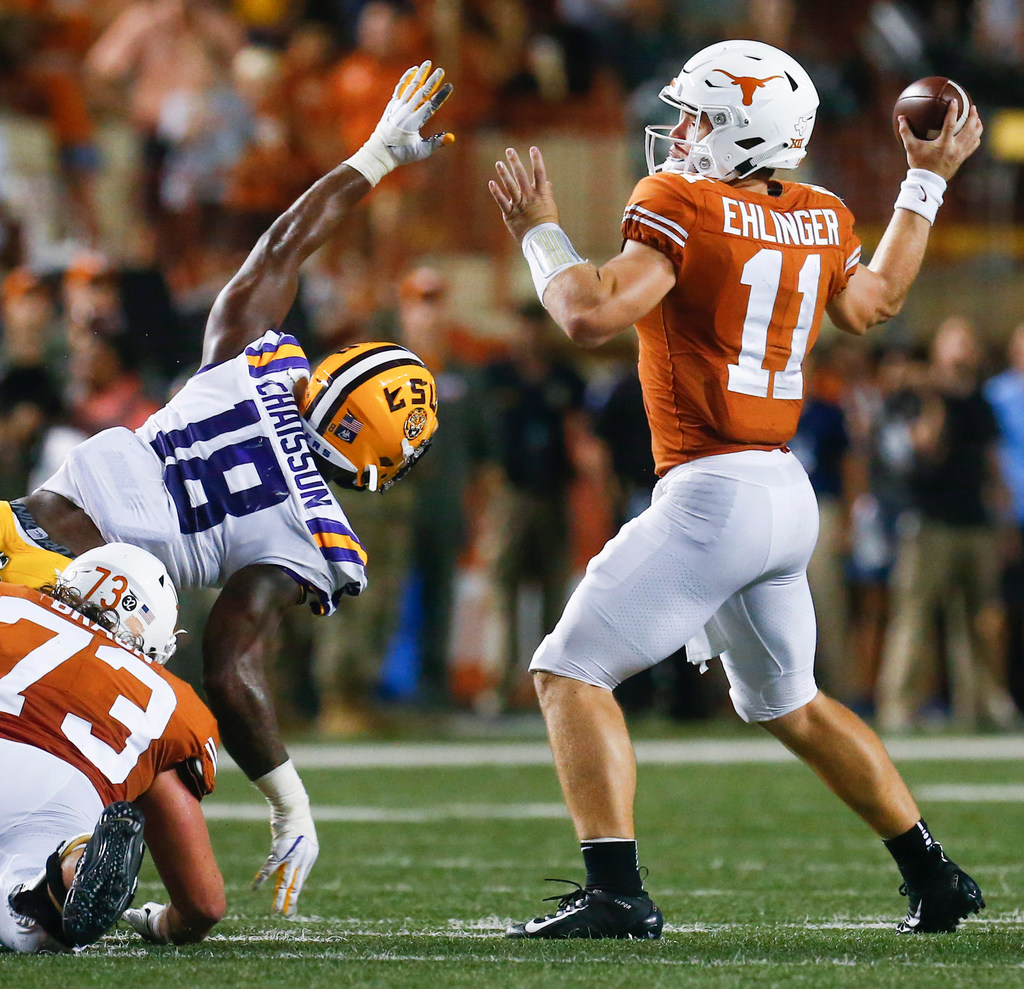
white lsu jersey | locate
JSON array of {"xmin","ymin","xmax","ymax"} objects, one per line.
[{"xmin": 40, "ymin": 331, "xmax": 367, "ymax": 615}]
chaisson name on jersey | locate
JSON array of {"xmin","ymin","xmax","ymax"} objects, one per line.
[
  {"xmin": 255, "ymin": 380, "xmax": 333, "ymax": 511},
  {"xmin": 721, "ymin": 197, "xmax": 840, "ymax": 246}
]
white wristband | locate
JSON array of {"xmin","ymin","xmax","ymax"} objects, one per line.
[
  {"xmin": 343, "ymin": 136, "xmax": 396, "ymax": 188},
  {"xmin": 894, "ymin": 168, "xmax": 947, "ymax": 225},
  {"xmin": 145, "ymin": 903, "xmax": 172, "ymax": 944},
  {"xmin": 254, "ymin": 759, "xmax": 309, "ymax": 815},
  {"xmin": 522, "ymin": 222, "xmax": 587, "ymax": 307}
]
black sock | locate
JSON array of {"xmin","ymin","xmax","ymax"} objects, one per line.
[
  {"xmin": 883, "ymin": 819, "xmax": 946, "ymax": 885},
  {"xmin": 581, "ymin": 838, "xmax": 644, "ymax": 895}
]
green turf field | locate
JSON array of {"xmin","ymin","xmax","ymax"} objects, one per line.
[{"xmin": 3, "ymin": 725, "xmax": 1022, "ymax": 988}]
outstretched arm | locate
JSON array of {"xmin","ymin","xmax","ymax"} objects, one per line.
[
  {"xmin": 827, "ymin": 100, "xmax": 983, "ymax": 335},
  {"xmin": 125, "ymin": 770, "xmax": 225, "ymax": 945},
  {"xmin": 201, "ymin": 60, "xmax": 454, "ymax": 367},
  {"xmin": 489, "ymin": 146, "xmax": 675, "ymax": 348},
  {"xmin": 202, "ymin": 564, "xmax": 319, "ymax": 916}
]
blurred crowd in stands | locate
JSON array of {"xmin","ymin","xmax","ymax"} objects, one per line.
[{"xmin": 1, "ymin": 0, "xmax": 1023, "ymax": 734}]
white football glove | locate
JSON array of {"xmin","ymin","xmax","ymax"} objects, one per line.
[
  {"xmin": 121, "ymin": 901, "xmax": 172, "ymax": 944},
  {"xmin": 343, "ymin": 59, "xmax": 454, "ymax": 187},
  {"xmin": 251, "ymin": 760, "xmax": 319, "ymax": 916}
]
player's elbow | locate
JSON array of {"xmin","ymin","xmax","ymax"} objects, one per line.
[
  {"xmin": 561, "ymin": 310, "xmax": 619, "ymax": 348},
  {"xmin": 174, "ymin": 891, "xmax": 226, "ymax": 944},
  {"xmin": 829, "ymin": 294, "xmax": 904, "ymax": 337}
]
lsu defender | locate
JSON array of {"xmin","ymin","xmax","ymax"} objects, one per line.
[
  {"xmin": 0, "ymin": 59, "xmax": 452, "ymax": 917},
  {"xmin": 489, "ymin": 39, "xmax": 985, "ymax": 938}
]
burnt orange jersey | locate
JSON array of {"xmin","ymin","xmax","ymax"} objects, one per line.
[
  {"xmin": 0, "ymin": 583, "xmax": 218, "ymax": 806},
  {"xmin": 621, "ymin": 172, "xmax": 861, "ymax": 473}
]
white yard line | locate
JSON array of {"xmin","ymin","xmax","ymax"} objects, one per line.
[
  {"xmin": 217, "ymin": 735, "xmax": 1024, "ymax": 771},
  {"xmin": 202, "ymin": 802, "xmax": 568, "ymax": 822},
  {"xmin": 915, "ymin": 783, "xmax": 1024, "ymax": 802}
]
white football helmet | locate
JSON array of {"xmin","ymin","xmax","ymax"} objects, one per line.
[
  {"xmin": 645, "ymin": 40, "xmax": 818, "ymax": 181},
  {"xmin": 59, "ymin": 543, "xmax": 180, "ymax": 664}
]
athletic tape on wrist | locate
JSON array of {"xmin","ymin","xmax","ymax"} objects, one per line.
[
  {"xmin": 254, "ymin": 759, "xmax": 309, "ymax": 815},
  {"xmin": 343, "ymin": 137, "xmax": 396, "ymax": 188},
  {"xmin": 521, "ymin": 223, "xmax": 587, "ymax": 307},
  {"xmin": 894, "ymin": 168, "xmax": 947, "ymax": 225},
  {"xmin": 148, "ymin": 903, "xmax": 172, "ymax": 944}
]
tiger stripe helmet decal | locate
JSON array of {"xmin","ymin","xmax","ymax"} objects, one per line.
[{"xmin": 299, "ymin": 342, "xmax": 439, "ymax": 492}]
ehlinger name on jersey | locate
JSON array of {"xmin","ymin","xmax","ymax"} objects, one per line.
[{"xmin": 622, "ymin": 172, "xmax": 861, "ymax": 471}]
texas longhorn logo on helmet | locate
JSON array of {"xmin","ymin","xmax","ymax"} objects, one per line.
[
  {"xmin": 299, "ymin": 342, "xmax": 439, "ymax": 492},
  {"xmin": 711, "ymin": 70, "xmax": 783, "ymax": 106}
]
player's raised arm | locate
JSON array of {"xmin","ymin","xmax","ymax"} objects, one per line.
[
  {"xmin": 202, "ymin": 60, "xmax": 454, "ymax": 367},
  {"xmin": 489, "ymin": 146, "xmax": 674, "ymax": 347},
  {"xmin": 827, "ymin": 98, "xmax": 982, "ymax": 336}
]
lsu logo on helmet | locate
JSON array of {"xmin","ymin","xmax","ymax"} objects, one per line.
[{"xmin": 299, "ymin": 342, "xmax": 439, "ymax": 492}]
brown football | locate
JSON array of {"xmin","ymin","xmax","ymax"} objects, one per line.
[{"xmin": 892, "ymin": 76, "xmax": 971, "ymax": 141}]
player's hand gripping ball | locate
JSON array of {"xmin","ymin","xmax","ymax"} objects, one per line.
[{"xmin": 892, "ymin": 76, "xmax": 971, "ymax": 141}]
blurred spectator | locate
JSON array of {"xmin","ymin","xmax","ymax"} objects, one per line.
[
  {"xmin": 390, "ymin": 266, "xmax": 497, "ymax": 706},
  {"xmin": 222, "ymin": 45, "xmax": 313, "ymax": 248},
  {"xmin": 14, "ymin": 0, "xmax": 104, "ymax": 246},
  {"xmin": 279, "ymin": 22, "xmax": 344, "ymax": 176},
  {"xmin": 155, "ymin": 47, "xmax": 255, "ymax": 254},
  {"xmin": 485, "ymin": 301, "xmax": 587, "ymax": 706},
  {"xmin": 312, "ymin": 266, "xmax": 495, "ymax": 725},
  {"xmin": 325, "ymin": 1, "xmax": 427, "ymax": 286},
  {"xmin": 0, "ymin": 364, "xmax": 84, "ymax": 501},
  {"xmin": 983, "ymin": 323, "xmax": 1024, "ymax": 712},
  {"xmin": 328, "ymin": 1, "xmax": 423, "ymax": 160},
  {"xmin": 233, "ymin": 0, "xmax": 303, "ymax": 46},
  {"xmin": 1, "ymin": 266, "xmax": 60, "ymax": 371},
  {"xmin": 442, "ymin": 0, "xmax": 529, "ymax": 129},
  {"xmin": 61, "ymin": 249, "xmax": 123, "ymax": 336},
  {"xmin": 85, "ymin": 0, "xmax": 245, "ymax": 249},
  {"xmin": 591, "ymin": 350, "xmax": 656, "ymax": 528},
  {"xmin": 0, "ymin": 195, "xmax": 24, "ymax": 272},
  {"xmin": 596, "ymin": 0, "xmax": 681, "ymax": 97},
  {"xmin": 66, "ymin": 317, "xmax": 161, "ymax": 434},
  {"xmin": 875, "ymin": 316, "xmax": 1019, "ymax": 731},
  {"xmin": 843, "ymin": 342, "xmax": 926, "ymax": 714},
  {"xmin": 790, "ymin": 342, "xmax": 856, "ymax": 703}
]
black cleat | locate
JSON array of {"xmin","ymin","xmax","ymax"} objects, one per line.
[
  {"xmin": 62, "ymin": 802, "xmax": 146, "ymax": 948},
  {"xmin": 895, "ymin": 845, "xmax": 985, "ymax": 933},
  {"xmin": 507, "ymin": 880, "xmax": 663, "ymax": 940}
]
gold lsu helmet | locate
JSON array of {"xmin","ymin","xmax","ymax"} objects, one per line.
[{"xmin": 298, "ymin": 342, "xmax": 439, "ymax": 492}]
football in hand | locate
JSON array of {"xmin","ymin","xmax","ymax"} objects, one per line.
[{"xmin": 892, "ymin": 76, "xmax": 971, "ymax": 141}]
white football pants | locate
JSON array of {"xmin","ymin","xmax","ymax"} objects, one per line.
[
  {"xmin": 531, "ymin": 449, "xmax": 821, "ymax": 722},
  {"xmin": 0, "ymin": 739, "xmax": 103, "ymax": 953}
]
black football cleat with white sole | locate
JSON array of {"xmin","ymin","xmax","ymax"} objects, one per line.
[
  {"xmin": 62, "ymin": 802, "xmax": 147, "ymax": 949},
  {"xmin": 507, "ymin": 880, "xmax": 663, "ymax": 940},
  {"xmin": 895, "ymin": 844, "xmax": 985, "ymax": 933}
]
